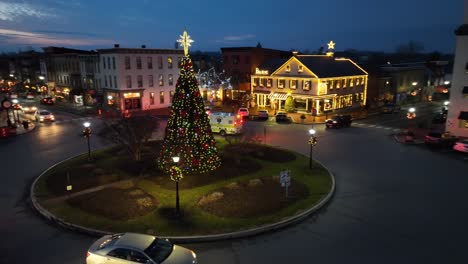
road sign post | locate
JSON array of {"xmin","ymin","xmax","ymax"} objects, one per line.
[{"xmin": 280, "ymin": 170, "xmax": 291, "ymax": 198}]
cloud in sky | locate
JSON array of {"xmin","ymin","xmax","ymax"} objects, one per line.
[
  {"xmin": 0, "ymin": 2, "xmax": 54, "ymax": 21},
  {"xmin": 217, "ymin": 34, "xmax": 256, "ymax": 43},
  {"xmin": 0, "ymin": 28, "xmax": 114, "ymax": 46}
]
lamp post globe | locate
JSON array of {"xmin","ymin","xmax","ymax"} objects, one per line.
[
  {"xmin": 308, "ymin": 129, "xmax": 317, "ymax": 169},
  {"xmin": 309, "ymin": 128, "xmax": 316, "ymax": 136},
  {"xmin": 82, "ymin": 122, "xmax": 92, "ymax": 161},
  {"xmin": 444, "ymin": 101, "xmax": 449, "ymax": 106},
  {"xmin": 409, "ymin": 107, "xmax": 416, "ymax": 113}
]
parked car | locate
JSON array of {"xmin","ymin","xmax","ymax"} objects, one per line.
[
  {"xmin": 257, "ymin": 110, "xmax": 269, "ymax": 120},
  {"xmin": 35, "ymin": 110, "xmax": 55, "ymax": 122},
  {"xmin": 237, "ymin": 107, "xmax": 249, "ymax": 119},
  {"xmin": 22, "ymin": 105, "xmax": 38, "ymax": 114},
  {"xmin": 25, "ymin": 92, "xmax": 35, "ymax": 99},
  {"xmin": 8, "ymin": 92, "xmax": 18, "ymax": 99},
  {"xmin": 325, "ymin": 115, "xmax": 352, "ymax": 129},
  {"xmin": 453, "ymin": 139, "xmax": 468, "ymax": 153},
  {"xmin": 275, "ymin": 111, "xmax": 290, "ymax": 122},
  {"xmin": 40, "ymin": 96, "xmax": 54, "ymax": 105},
  {"xmin": 381, "ymin": 103, "xmax": 401, "ymax": 114},
  {"xmin": 86, "ymin": 233, "xmax": 197, "ymax": 264},
  {"xmin": 424, "ymin": 131, "xmax": 457, "ymax": 147}
]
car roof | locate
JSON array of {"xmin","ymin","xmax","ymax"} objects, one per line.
[{"xmin": 114, "ymin": 233, "xmax": 155, "ymax": 250}]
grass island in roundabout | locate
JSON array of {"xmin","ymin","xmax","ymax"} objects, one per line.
[{"xmin": 32, "ymin": 138, "xmax": 334, "ymax": 239}]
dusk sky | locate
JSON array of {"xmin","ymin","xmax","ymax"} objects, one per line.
[{"xmin": 0, "ymin": 0, "xmax": 464, "ymax": 53}]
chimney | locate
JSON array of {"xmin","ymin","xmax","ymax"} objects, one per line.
[
  {"xmin": 141, "ymin": 45, "xmax": 146, "ymax": 48},
  {"xmin": 114, "ymin": 44, "xmax": 120, "ymax": 48}
]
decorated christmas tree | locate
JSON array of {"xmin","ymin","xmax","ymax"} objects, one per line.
[{"xmin": 158, "ymin": 31, "xmax": 221, "ymax": 175}]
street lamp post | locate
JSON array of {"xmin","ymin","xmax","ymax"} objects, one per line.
[
  {"xmin": 407, "ymin": 107, "xmax": 416, "ymax": 131},
  {"xmin": 82, "ymin": 122, "xmax": 92, "ymax": 161},
  {"xmin": 171, "ymin": 156, "xmax": 183, "ymax": 215},
  {"xmin": 308, "ymin": 129, "xmax": 317, "ymax": 169}
]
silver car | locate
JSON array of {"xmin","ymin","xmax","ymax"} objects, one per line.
[
  {"xmin": 86, "ymin": 233, "xmax": 197, "ymax": 264},
  {"xmin": 35, "ymin": 110, "xmax": 55, "ymax": 122}
]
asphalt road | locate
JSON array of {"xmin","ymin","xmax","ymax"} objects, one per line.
[{"xmin": 1, "ymin": 103, "xmax": 468, "ymax": 264}]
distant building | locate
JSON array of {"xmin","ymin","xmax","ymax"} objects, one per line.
[
  {"xmin": 8, "ymin": 50, "xmax": 43, "ymax": 85},
  {"xmin": 251, "ymin": 53, "xmax": 368, "ymax": 114},
  {"xmin": 96, "ymin": 44, "xmax": 183, "ymax": 112},
  {"xmin": 446, "ymin": 0, "xmax": 468, "ymax": 138},
  {"xmin": 42, "ymin": 46, "xmax": 98, "ymax": 102},
  {"xmin": 221, "ymin": 47, "xmax": 291, "ymax": 100}
]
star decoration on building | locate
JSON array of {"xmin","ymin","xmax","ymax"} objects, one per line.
[
  {"xmin": 327, "ymin": 40, "xmax": 335, "ymax": 50},
  {"xmin": 177, "ymin": 30, "xmax": 194, "ymax": 56}
]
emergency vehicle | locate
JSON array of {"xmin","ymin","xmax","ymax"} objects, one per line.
[{"xmin": 209, "ymin": 112, "xmax": 243, "ymax": 136}]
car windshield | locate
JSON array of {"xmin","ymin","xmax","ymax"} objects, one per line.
[
  {"xmin": 144, "ymin": 238, "xmax": 173, "ymax": 263},
  {"xmin": 39, "ymin": 111, "xmax": 50, "ymax": 115}
]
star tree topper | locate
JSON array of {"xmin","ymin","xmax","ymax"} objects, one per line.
[
  {"xmin": 327, "ymin": 40, "xmax": 335, "ymax": 50},
  {"xmin": 177, "ymin": 30, "xmax": 194, "ymax": 56}
]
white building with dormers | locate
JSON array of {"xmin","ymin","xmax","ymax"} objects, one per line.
[
  {"xmin": 446, "ymin": 0, "xmax": 468, "ymax": 138},
  {"xmin": 96, "ymin": 44, "xmax": 183, "ymax": 112},
  {"xmin": 251, "ymin": 51, "xmax": 368, "ymax": 115}
]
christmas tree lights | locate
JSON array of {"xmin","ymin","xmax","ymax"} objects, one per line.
[{"xmin": 158, "ymin": 45, "xmax": 221, "ymax": 175}]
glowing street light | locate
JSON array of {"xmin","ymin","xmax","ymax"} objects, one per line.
[
  {"xmin": 82, "ymin": 122, "xmax": 92, "ymax": 161},
  {"xmin": 39, "ymin": 76, "xmax": 45, "ymax": 80},
  {"xmin": 171, "ymin": 156, "xmax": 183, "ymax": 215},
  {"xmin": 444, "ymin": 80, "xmax": 450, "ymax": 85},
  {"xmin": 444, "ymin": 101, "xmax": 450, "ymax": 106},
  {"xmin": 412, "ymin": 82, "xmax": 418, "ymax": 86},
  {"xmin": 308, "ymin": 129, "xmax": 317, "ymax": 169},
  {"xmin": 409, "ymin": 107, "xmax": 416, "ymax": 113}
]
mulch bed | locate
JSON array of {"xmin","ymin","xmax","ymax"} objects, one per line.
[
  {"xmin": 198, "ymin": 177, "xmax": 309, "ymax": 218},
  {"xmin": 67, "ymin": 187, "xmax": 158, "ymax": 220}
]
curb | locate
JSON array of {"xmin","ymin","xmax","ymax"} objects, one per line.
[{"xmin": 30, "ymin": 151, "xmax": 336, "ymax": 243}]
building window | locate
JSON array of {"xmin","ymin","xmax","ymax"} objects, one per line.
[
  {"xmin": 125, "ymin": 56, "xmax": 131, "ymax": 69},
  {"xmin": 336, "ymin": 80, "xmax": 341, "ymax": 89},
  {"xmin": 126, "ymin": 75, "xmax": 132, "ymax": 88},
  {"xmin": 136, "ymin": 56, "xmax": 142, "ymax": 69},
  {"xmin": 137, "ymin": 75, "xmax": 143, "ymax": 87},
  {"xmin": 360, "ymin": 92, "xmax": 364, "ymax": 102},
  {"xmin": 350, "ymin": 79, "xmax": 354, "ymax": 87},
  {"xmin": 103, "ymin": 57, "xmax": 106, "ymax": 69},
  {"xmin": 158, "ymin": 56, "xmax": 163, "ymax": 69},
  {"xmin": 112, "ymin": 57, "xmax": 116, "ymax": 69},
  {"xmin": 343, "ymin": 79, "xmax": 347, "ymax": 88},
  {"xmin": 298, "ymin": 65, "xmax": 303, "ymax": 72},
  {"xmin": 104, "ymin": 75, "xmax": 108, "ymax": 86},
  {"xmin": 168, "ymin": 74, "xmax": 173, "ymax": 85},
  {"xmin": 252, "ymin": 78, "xmax": 258, "ymax": 87},
  {"xmin": 107, "ymin": 57, "xmax": 110, "ymax": 70},
  {"xmin": 159, "ymin": 74, "xmax": 164, "ymax": 86},
  {"xmin": 356, "ymin": 78, "xmax": 360, "ymax": 86},
  {"xmin": 170, "ymin": 91, "xmax": 174, "ymax": 102},
  {"xmin": 147, "ymin": 57, "xmax": 153, "ymax": 69},
  {"xmin": 160, "ymin": 91, "xmax": 164, "ymax": 104},
  {"xmin": 114, "ymin": 76, "xmax": 117, "ymax": 88},
  {"xmin": 168, "ymin": 57, "xmax": 173, "ymax": 69},
  {"xmin": 278, "ymin": 79, "xmax": 285, "ymax": 88},
  {"xmin": 148, "ymin": 75, "xmax": 153, "ymax": 87},
  {"xmin": 267, "ymin": 79, "xmax": 272, "ymax": 88},
  {"xmin": 286, "ymin": 65, "xmax": 291, "ymax": 72},
  {"xmin": 232, "ymin": 55, "xmax": 240, "ymax": 65},
  {"xmin": 259, "ymin": 78, "xmax": 264, "ymax": 87},
  {"xmin": 303, "ymin": 80, "xmax": 311, "ymax": 90},
  {"xmin": 290, "ymin": 80, "xmax": 297, "ymax": 89},
  {"xmin": 150, "ymin": 92, "xmax": 155, "ymax": 105},
  {"xmin": 109, "ymin": 75, "xmax": 113, "ymax": 87}
]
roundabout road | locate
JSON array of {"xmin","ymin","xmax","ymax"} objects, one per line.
[{"xmin": 2, "ymin": 117, "xmax": 468, "ymax": 263}]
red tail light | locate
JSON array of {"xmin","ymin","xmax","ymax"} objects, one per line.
[
  {"xmin": 234, "ymin": 121, "xmax": 237, "ymax": 125},
  {"xmin": 86, "ymin": 252, "xmax": 90, "ymax": 258}
]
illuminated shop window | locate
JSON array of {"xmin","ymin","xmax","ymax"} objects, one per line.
[
  {"xmin": 168, "ymin": 74, "xmax": 173, "ymax": 86},
  {"xmin": 159, "ymin": 91, "xmax": 164, "ymax": 104},
  {"xmin": 150, "ymin": 92, "xmax": 155, "ymax": 105},
  {"xmin": 267, "ymin": 79, "xmax": 272, "ymax": 88}
]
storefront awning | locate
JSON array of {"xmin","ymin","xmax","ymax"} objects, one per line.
[
  {"xmin": 268, "ymin": 92, "xmax": 289, "ymax": 100},
  {"xmin": 463, "ymin": 86, "xmax": 468, "ymax": 94},
  {"xmin": 458, "ymin": 111, "xmax": 468, "ymax": 120}
]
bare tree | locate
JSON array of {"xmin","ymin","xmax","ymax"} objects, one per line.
[{"xmin": 102, "ymin": 115, "xmax": 159, "ymax": 161}]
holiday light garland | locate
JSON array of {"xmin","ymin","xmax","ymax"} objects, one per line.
[{"xmin": 158, "ymin": 55, "xmax": 221, "ymax": 175}]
